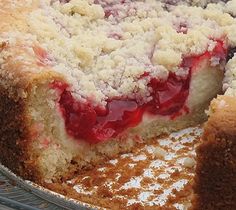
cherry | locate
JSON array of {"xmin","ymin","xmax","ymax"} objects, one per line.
[{"xmin": 52, "ymin": 40, "xmax": 226, "ymax": 143}]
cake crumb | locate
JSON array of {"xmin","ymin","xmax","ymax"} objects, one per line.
[
  {"xmin": 183, "ymin": 157, "xmax": 196, "ymax": 168},
  {"xmin": 153, "ymin": 146, "xmax": 167, "ymax": 159},
  {"xmin": 217, "ymin": 99, "xmax": 227, "ymax": 109}
]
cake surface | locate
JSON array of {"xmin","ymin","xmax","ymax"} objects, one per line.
[{"xmin": 1, "ymin": 0, "xmax": 236, "ymax": 209}]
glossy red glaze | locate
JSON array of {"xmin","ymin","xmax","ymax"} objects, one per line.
[{"xmin": 52, "ymin": 40, "xmax": 226, "ymax": 143}]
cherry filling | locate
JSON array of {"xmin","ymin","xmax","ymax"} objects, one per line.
[{"xmin": 52, "ymin": 40, "xmax": 226, "ymax": 143}]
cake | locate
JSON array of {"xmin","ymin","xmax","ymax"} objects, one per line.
[
  {"xmin": 0, "ymin": 0, "xmax": 236, "ymax": 209},
  {"xmin": 193, "ymin": 51, "xmax": 236, "ymax": 209}
]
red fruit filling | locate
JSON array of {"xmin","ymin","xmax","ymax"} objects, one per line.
[{"xmin": 52, "ymin": 40, "xmax": 226, "ymax": 143}]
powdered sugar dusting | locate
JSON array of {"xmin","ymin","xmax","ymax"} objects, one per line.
[{"xmin": 64, "ymin": 127, "xmax": 201, "ymax": 209}]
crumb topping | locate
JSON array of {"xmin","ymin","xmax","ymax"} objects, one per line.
[
  {"xmin": 1, "ymin": 0, "xmax": 236, "ymax": 106},
  {"xmin": 223, "ymin": 54, "xmax": 236, "ymax": 96}
]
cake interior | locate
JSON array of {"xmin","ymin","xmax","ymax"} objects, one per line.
[
  {"xmin": 14, "ymin": 0, "xmax": 231, "ymax": 182},
  {"xmin": 27, "ymin": 55, "xmax": 224, "ymax": 182}
]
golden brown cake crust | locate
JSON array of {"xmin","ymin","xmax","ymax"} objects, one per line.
[
  {"xmin": 0, "ymin": 0, "xmax": 64, "ymax": 183},
  {"xmin": 0, "ymin": 87, "xmax": 40, "ymax": 182},
  {"xmin": 0, "ymin": 24, "xmax": 44, "ymax": 181},
  {"xmin": 193, "ymin": 95, "xmax": 236, "ymax": 210},
  {"xmin": 0, "ymin": 0, "xmax": 63, "ymax": 98}
]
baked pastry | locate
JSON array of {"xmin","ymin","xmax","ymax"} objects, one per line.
[
  {"xmin": 193, "ymin": 95, "xmax": 236, "ymax": 210},
  {"xmin": 0, "ymin": 0, "xmax": 236, "ymax": 208},
  {"xmin": 193, "ymin": 52, "xmax": 236, "ymax": 210},
  {"xmin": 0, "ymin": 0, "xmax": 229, "ymax": 183}
]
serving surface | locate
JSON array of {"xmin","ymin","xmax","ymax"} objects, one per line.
[
  {"xmin": 0, "ymin": 169, "xmax": 65, "ymax": 210},
  {"xmin": 1, "ymin": 127, "xmax": 201, "ymax": 209}
]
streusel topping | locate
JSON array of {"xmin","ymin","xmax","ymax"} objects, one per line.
[
  {"xmin": 224, "ymin": 52, "xmax": 236, "ymax": 96},
  {"xmin": 2, "ymin": 0, "xmax": 236, "ymax": 106}
]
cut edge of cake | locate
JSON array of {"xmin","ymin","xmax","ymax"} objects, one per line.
[
  {"xmin": 193, "ymin": 95, "xmax": 236, "ymax": 210},
  {"xmin": 0, "ymin": 0, "xmax": 230, "ymax": 185},
  {"xmin": 0, "ymin": 48, "xmax": 224, "ymax": 184}
]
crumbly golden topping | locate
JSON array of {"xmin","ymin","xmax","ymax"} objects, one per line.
[
  {"xmin": 224, "ymin": 55, "xmax": 236, "ymax": 96},
  {"xmin": 1, "ymin": 0, "xmax": 236, "ymax": 105}
]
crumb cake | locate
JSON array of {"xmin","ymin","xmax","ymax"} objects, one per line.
[
  {"xmin": 193, "ymin": 95, "xmax": 236, "ymax": 210},
  {"xmin": 1, "ymin": 0, "xmax": 236, "ymax": 208},
  {"xmin": 193, "ymin": 52, "xmax": 236, "ymax": 210}
]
